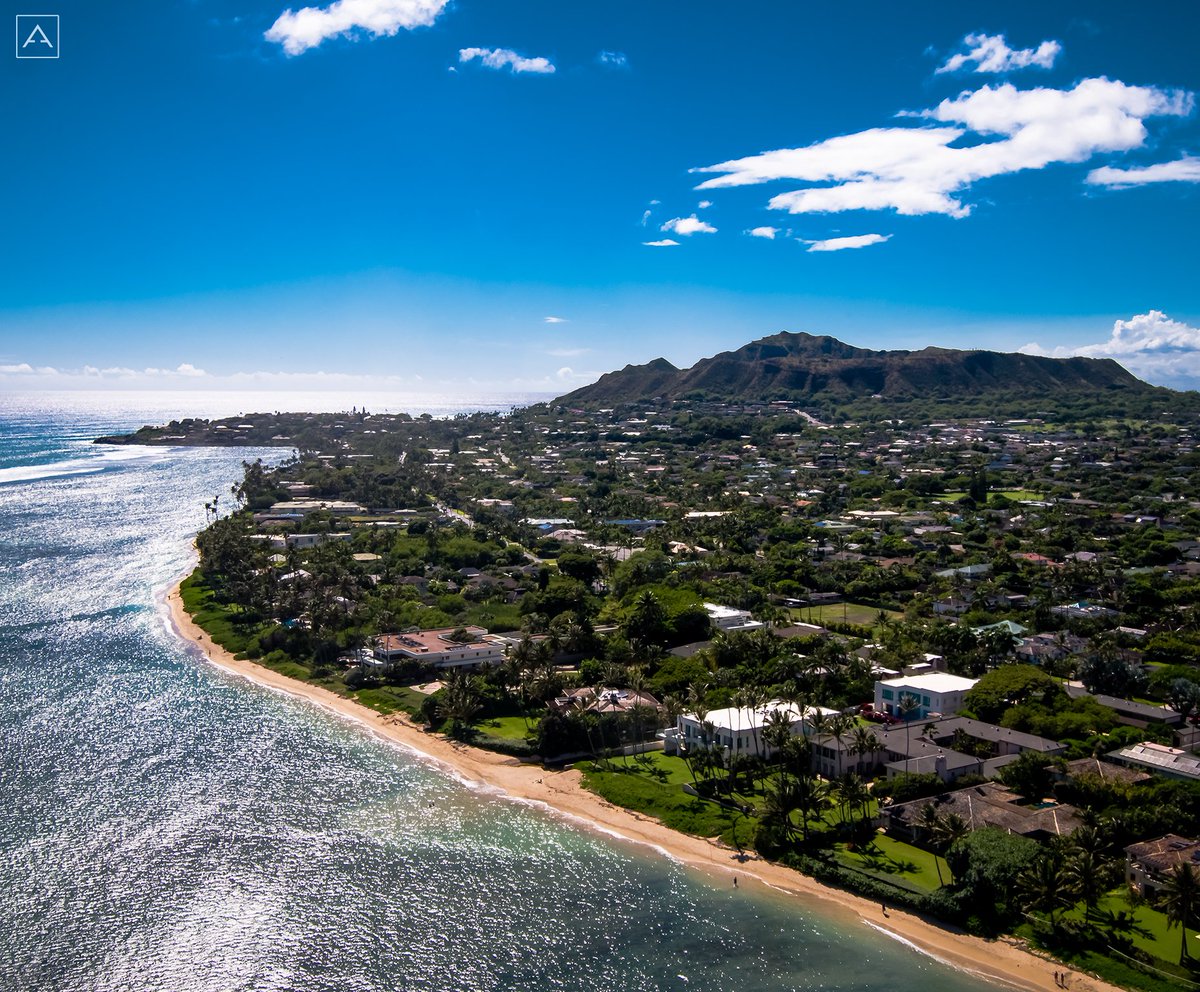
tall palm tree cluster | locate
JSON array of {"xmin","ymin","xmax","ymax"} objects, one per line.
[
  {"xmin": 663, "ymin": 686, "xmax": 889, "ymax": 851},
  {"xmin": 1013, "ymin": 818, "xmax": 1200, "ymax": 966}
]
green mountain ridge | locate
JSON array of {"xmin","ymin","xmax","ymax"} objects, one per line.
[{"xmin": 557, "ymin": 332, "xmax": 1170, "ymax": 411}]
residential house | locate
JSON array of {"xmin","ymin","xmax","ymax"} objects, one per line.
[
  {"xmin": 874, "ymin": 673, "xmax": 978, "ymax": 720},
  {"xmin": 1125, "ymin": 834, "xmax": 1200, "ymax": 897},
  {"xmin": 372, "ymin": 626, "xmax": 505, "ymax": 671}
]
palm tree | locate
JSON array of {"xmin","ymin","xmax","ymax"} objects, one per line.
[
  {"xmin": 762, "ymin": 708, "xmax": 795, "ymax": 765},
  {"xmin": 916, "ymin": 803, "xmax": 945, "ymax": 885},
  {"xmin": 849, "ymin": 725, "xmax": 874, "ymax": 777},
  {"xmin": 1159, "ymin": 862, "xmax": 1200, "ymax": 965},
  {"xmin": 1017, "ymin": 853, "xmax": 1071, "ymax": 929},
  {"xmin": 763, "ymin": 775, "xmax": 802, "ymax": 843},
  {"xmin": 794, "ymin": 774, "xmax": 832, "ymax": 844},
  {"xmin": 933, "ymin": 812, "xmax": 969, "ymax": 885},
  {"xmin": 1064, "ymin": 840, "xmax": 1115, "ymax": 921},
  {"xmin": 839, "ymin": 774, "xmax": 870, "ymax": 827},
  {"xmin": 898, "ymin": 692, "xmax": 921, "ymax": 773}
]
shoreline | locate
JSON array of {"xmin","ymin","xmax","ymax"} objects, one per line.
[{"xmin": 162, "ymin": 579, "xmax": 1116, "ymax": 992}]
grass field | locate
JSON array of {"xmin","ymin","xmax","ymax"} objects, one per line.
[
  {"xmin": 1060, "ymin": 892, "xmax": 1187, "ymax": 967},
  {"xmin": 474, "ymin": 713, "xmax": 536, "ymax": 742},
  {"xmin": 576, "ymin": 754, "xmax": 757, "ymax": 847},
  {"xmin": 790, "ymin": 602, "xmax": 902, "ymax": 626},
  {"xmin": 934, "ymin": 489, "xmax": 1046, "ymax": 503},
  {"xmin": 833, "ymin": 834, "xmax": 946, "ymax": 893}
]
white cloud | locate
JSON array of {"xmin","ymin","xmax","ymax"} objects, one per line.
[
  {"xmin": 642, "ymin": 239, "xmax": 680, "ymax": 247},
  {"xmin": 543, "ymin": 315, "xmax": 567, "ymax": 324},
  {"xmin": 555, "ymin": 366, "xmax": 601, "ymax": 384},
  {"xmin": 697, "ymin": 200, "xmax": 713, "ymax": 209},
  {"xmin": 0, "ymin": 363, "xmax": 37, "ymax": 374},
  {"xmin": 803, "ymin": 233, "xmax": 891, "ymax": 252},
  {"xmin": 695, "ymin": 78, "xmax": 1193, "ymax": 219},
  {"xmin": 598, "ymin": 51, "xmax": 628, "ymax": 68},
  {"xmin": 1087, "ymin": 155, "xmax": 1200, "ymax": 188},
  {"xmin": 937, "ymin": 33, "xmax": 1061, "ymax": 74},
  {"xmin": 640, "ymin": 209, "xmax": 652, "ymax": 226},
  {"xmin": 1019, "ymin": 310, "xmax": 1200, "ymax": 386},
  {"xmin": 661, "ymin": 214, "xmax": 717, "ymax": 235},
  {"xmin": 459, "ymin": 47, "xmax": 555, "ymax": 74},
  {"xmin": 747, "ymin": 226, "xmax": 779, "ymax": 239},
  {"xmin": 265, "ymin": 0, "xmax": 448, "ymax": 56}
]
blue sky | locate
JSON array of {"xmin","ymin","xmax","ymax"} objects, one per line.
[{"xmin": 3, "ymin": 1, "xmax": 1199, "ymax": 393}]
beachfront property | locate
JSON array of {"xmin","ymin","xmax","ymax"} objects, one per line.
[
  {"xmin": 665, "ymin": 700, "xmax": 840, "ymax": 759},
  {"xmin": 268, "ymin": 499, "xmax": 367, "ymax": 516},
  {"xmin": 371, "ymin": 626, "xmax": 505, "ymax": 671},
  {"xmin": 885, "ymin": 783, "xmax": 1083, "ymax": 843},
  {"xmin": 873, "ymin": 672, "xmax": 978, "ymax": 720},
  {"xmin": 704, "ymin": 602, "xmax": 766, "ymax": 633},
  {"xmin": 553, "ymin": 686, "xmax": 662, "ymax": 716},
  {"xmin": 1125, "ymin": 834, "xmax": 1200, "ymax": 897}
]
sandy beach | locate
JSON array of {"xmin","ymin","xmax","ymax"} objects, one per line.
[{"xmin": 164, "ymin": 581, "xmax": 1120, "ymax": 992}]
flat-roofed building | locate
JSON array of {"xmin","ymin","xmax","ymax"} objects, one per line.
[
  {"xmin": 667, "ymin": 700, "xmax": 840, "ymax": 759},
  {"xmin": 372, "ymin": 626, "xmax": 505, "ymax": 671},
  {"xmin": 874, "ymin": 673, "xmax": 978, "ymax": 720},
  {"xmin": 704, "ymin": 603, "xmax": 765, "ymax": 633}
]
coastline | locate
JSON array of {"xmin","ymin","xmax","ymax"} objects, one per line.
[{"xmin": 163, "ymin": 580, "xmax": 1115, "ymax": 992}]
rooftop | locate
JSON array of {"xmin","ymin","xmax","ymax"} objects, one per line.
[{"xmin": 879, "ymin": 673, "xmax": 978, "ymax": 694}]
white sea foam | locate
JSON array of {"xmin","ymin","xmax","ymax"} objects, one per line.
[{"xmin": 0, "ymin": 445, "xmax": 163, "ymax": 485}]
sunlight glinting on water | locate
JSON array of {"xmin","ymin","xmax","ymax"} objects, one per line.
[{"xmin": 0, "ymin": 393, "xmax": 986, "ymax": 992}]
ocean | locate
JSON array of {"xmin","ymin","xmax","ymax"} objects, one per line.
[{"xmin": 0, "ymin": 391, "xmax": 988, "ymax": 992}]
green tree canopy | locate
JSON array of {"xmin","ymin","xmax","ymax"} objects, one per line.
[{"xmin": 963, "ymin": 664, "xmax": 1062, "ymax": 724}]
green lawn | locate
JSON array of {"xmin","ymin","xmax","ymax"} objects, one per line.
[
  {"xmin": 474, "ymin": 713, "xmax": 536, "ymax": 741},
  {"xmin": 1061, "ymin": 891, "xmax": 1188, "ymax": 967},
  {"xmin": 790, "ymin": 603, "xmax": 902, "ymax": 626},
  {"xmin": 576, "ymin": 759, "xmax": 757, "ymax": 847},
  {"xmin": 934, "ymin": 489, "xmax": 1045, "ymax": 504},
  {"xmin": 354, "ymin": 685, "xmax": 427, "ymax": 716},
  {"xmin": 833, "ymin": 833, "xmax": 946, "ymax": 893},
  {"xmin": 179, "ymin": 571, "xmax": 266, "ymax": 656},
  {"xmin": 460, "ymin": 602, "xmax": 523, "ymax": 632}
]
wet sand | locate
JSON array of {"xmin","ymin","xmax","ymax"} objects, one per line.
[{"xmin": 164, "ymin": 581, "xmax": 1120, "ymax": 992}]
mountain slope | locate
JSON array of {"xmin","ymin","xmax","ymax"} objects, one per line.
[{"xmin": 557, "ymin": 332, "xmax": 1155, "ymax": 408}]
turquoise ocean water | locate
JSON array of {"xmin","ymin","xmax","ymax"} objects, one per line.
[{"xmin": 0, "ymin": 392, "xmax": 993, "ymax": 992}]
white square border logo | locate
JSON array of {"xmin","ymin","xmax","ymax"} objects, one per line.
[{"xmin": 15, "ymin": 14, "xmax": 59, "ymax": 59}]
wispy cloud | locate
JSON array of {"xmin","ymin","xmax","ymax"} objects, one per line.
[
  {"xmin": 661, "ymin": 215, "xmax": 716, "ymax": 235},
  {"xmin": 642, "ymin": 239, "xmax": 680, "ymax": 247},
  {"xmin": 598, "ymin": 50, "xmax": 628, "ymax": 69},
  {"xmin": 1087, "ymin": 155, "xmax": 1200, "ymax": 188},
  {"xmin": 746, "ymin": 226, "xmax": 779, "ymax": 239},
  {"xmin": 1020, "ymin": 310, "xmax": 1200, "ymax": 387},
  {"xmin": 803, "ymin": 233, "xmax": 891, "ymax": 252},
  {"xmin": 265, "ymin": 0, "xmax": 449, "ymax": 56},
  {"xmin": 937, "ymin": 32, "xmax": 1061, "ymax": 74},
  {"xmin": 459, "ymin": 47, "xmax": 555, "ymax": 74},
  {"xmin": 695, "ymin": 78, "xmax": 1193, "ymax": 219},
  {"xmin": 543, "ymin": 315, "xmax": 568, "ymax": 324},
  {"xmin": 697, "ymin": 200, "xmax": 712, "ymax": 209},
  {"xmin": 0, "ymin": 363, "xmax": 55, "ymax": 374}
]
